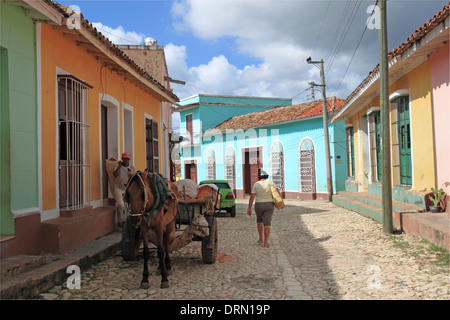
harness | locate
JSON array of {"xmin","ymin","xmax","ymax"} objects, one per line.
[{"xmin": 124, "ymin": 172, "xmax": 174, "ymax": 227}]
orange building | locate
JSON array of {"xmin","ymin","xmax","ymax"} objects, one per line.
[{"xmin": 35, "ymin": 4, "xmax": 177, "ymax": 255}]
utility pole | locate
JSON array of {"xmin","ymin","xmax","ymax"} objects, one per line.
[
  {"xmin": 307, "ymin": 82, "xmax": 316, "ymax": 100},
  {"xmin": 379, "ymin": 0, "xmax": 393, "ymax": 234},
  {"xmin": 307, "ymin": 57, "xmax": 333, "ymax": 202}
]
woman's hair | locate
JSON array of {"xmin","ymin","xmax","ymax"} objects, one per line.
[{"xmin": 258, "ymin": 169, "xmax": 269, "ymax": 180}]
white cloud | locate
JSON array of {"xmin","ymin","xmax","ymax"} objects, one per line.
[
  {"xmin": 169, "ymin": 0, "xmax": 449, "ymax": 103},
  {"xmin": 91, "ymin": 22, "xmax": 145, "ymax": 45},
  {"xmin": 89, "ymin": 0, "xmax": 449, "ymax": 106}
]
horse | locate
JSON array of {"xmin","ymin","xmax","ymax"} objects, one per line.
[{"xmin": 124, "ymin": 170, "xmax": 178, "ymax": 289}]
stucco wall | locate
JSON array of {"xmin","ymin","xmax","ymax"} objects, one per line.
[
  {"xmin": 344, "ymin": 60, "xmax": 436, "ymax": 199},
  {"xmin": 1, "ymin": 1, "xmax": 38, "ymax": 234},
  {"xmin": 40, "ymin": 24, "xmax": 162, "ymax": 216},
  {"xmin": 430, "ymin": 43, "xmax": 450, "ymax": 194}
]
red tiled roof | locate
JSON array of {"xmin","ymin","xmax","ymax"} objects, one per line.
[
  {"xmin": 334, "ymin": 3, "xmax": 449, "ymax": 117},
  {"xmin": 214, "ymin": 97, "xmax": 344, "ymax": 131}
]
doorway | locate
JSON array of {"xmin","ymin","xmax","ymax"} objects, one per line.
[
  {"xmin": 242, "ymin": 147, "xmax": 262, "ymax": 195},
  {"xmin": 184, "ymin": 160, "xmax": 197, "ymax": 183},
  {"xmin": 101, "ymin": 106, "xmax": 108, "ymax": 199}
]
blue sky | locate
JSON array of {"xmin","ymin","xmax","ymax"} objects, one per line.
[{"xmin": 59, "ymin": 0, "xmax": 448, "ymax": 109}]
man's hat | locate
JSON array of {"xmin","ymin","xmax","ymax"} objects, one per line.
[{"xmin": 122, "ymin": 152, "xmax": 131, "ymax": 159}]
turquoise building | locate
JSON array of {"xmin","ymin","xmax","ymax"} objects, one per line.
[{"xmin": 176, "ymin": 94, "xmax": 347, "ymax": 199}]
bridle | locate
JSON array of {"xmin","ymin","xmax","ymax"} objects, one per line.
[{"xmin": 124, "ymin": 172, "xmax": 151, "ymax": 223}]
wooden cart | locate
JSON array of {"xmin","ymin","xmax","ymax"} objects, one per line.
[{"xmin": 121, "ymin": 186, "xmax": 219, "ymax": 264}]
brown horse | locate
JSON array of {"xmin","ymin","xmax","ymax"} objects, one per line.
[{"xmin": 124, "ymin": 170, "xmax": 178, "ymax": 289}]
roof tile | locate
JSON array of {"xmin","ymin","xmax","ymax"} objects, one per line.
[{"xmin": 214, "ymin": 97, "xmax": 344, "ymax": 131}]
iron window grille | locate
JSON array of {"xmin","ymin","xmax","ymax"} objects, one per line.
[
  {"xmin": 225, "ymin": 146, "xmax": 236, "ymax": 190},
  {"xmin": 206, "ymin": 148, "xmax": 216, "ymax": 180},
  {"xmin": 271, "ymin": 142, "xmax": 284, "ymax": 192},
  {"xmin": 58, "ymin": 75, "xmax": 92, "ymax": 210},
  {"xmin": 298, "ymin": 138, "xmax": 316, "ymax": 194}
]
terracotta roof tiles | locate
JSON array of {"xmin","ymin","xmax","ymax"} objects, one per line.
[{"xmin": 214, "ymin": 97, "xmax": 344, "ymax": 131}]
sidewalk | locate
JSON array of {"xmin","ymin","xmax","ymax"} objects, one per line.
[{"xmin": 0, "ymin": 231, "xmax": 121, "ymax": 299}]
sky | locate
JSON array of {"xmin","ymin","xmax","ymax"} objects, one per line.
[{"xmin": 58, "ymin": 0, "xmax": 449, "ymax": 129}]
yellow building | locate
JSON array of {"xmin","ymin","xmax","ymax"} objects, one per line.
[{"xmin": 330, "ymin": 5, "xmax": 449, "ymax": 218}]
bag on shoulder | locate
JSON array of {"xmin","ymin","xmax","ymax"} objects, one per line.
[{"xmin": 270, "ymin": 184, "xmax": 285, "ymax": 210}]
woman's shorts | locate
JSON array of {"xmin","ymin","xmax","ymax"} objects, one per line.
[{"xmin": 255, "ymin": 202, "xmax": 274, "ymax": 226}]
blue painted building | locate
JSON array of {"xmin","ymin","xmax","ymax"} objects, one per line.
[
  {"xmin": 174, "ymin": 94, "xmax": 291, "ymax": 183},
  {"xmin": 175, "ymin": 94, "xmax": 347, "ymax": 200}
]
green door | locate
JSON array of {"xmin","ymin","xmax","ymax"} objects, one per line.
[
  {"xmin": 396, "ymin": 96, "xmax": 412, "ymax": 185},
  {"xmin": 374, "ymin": 112, "xmax": 382, "ymax": 181}
]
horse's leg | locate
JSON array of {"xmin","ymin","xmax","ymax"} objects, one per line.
[
  {"xmin": 164, "ymin": 221, "xmax": 174, "ymax": 275},
  {"xmin": 156, "ymin": 227, "xmax": 169, "ymax": 289},
  {"xmin": 140, "ymin": 223, "xmax": 150, "ymax": 290}
]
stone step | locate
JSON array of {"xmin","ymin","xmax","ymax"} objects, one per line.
[
  {"xmin": 337, "ymin": 191, "xmax": 424, "ymax": 213},
  {"xmin": 333, "ymin": 194, "xmax": 386, "ymax": 225},
  {"xmin": 41, "ymin": 206, "xmax": 116, "ymax": 255},
  {"xmin": 0, "ymin": 231, "xmax": 121, "ymax": 299},
  {"xmin": 333, "ymin": 194, "xmax": 400, "ymax": 229},
  {"xmin": 0, "ymin": 255, "xmax": 47, "ymax": 278}
]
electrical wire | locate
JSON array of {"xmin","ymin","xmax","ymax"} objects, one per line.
[{"xmin": 332, "ymin": 0, "xmax": 379, "ymax": 96}]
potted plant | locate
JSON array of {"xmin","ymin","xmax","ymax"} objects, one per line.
[{"xmin": 429, "ymin": 187, "xmax": 445, "ymax": 213}]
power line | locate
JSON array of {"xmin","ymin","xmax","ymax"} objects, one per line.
[
  {"xmin": 332, "ymin": 0, "xmax": 379, "ymax": 96},
  {"xmin": 310, "ymin": 0, "xmax": 331, "ymax": 58},
  {"xmin": 326, "ymin": 0, "xmax": 363, "ymax": 75}
]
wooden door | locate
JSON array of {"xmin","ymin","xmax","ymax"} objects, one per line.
[
  {"xmin": 243, "ymin": 148, "xmax": 262, "ymax": 195},
  {"xmin": 185, "ymin": 161, "xmax": 197, "ymax": 183}
]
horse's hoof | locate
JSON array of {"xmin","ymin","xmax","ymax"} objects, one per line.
[
  {"xmin": 140, "ymin": 282, "xmax": 150, "ymax": 290},
  {"xmin": 160, "ymin": 281, "xmax": 169, "ymax": 289}
]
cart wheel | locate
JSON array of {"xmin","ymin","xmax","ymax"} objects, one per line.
[
  {"xmin": 121, "ymin": 218, "xmax": 141, "ymax": 261},
  {"xmin": 202, "ymin": 216, "xmax": 218, "ymax": 264}
]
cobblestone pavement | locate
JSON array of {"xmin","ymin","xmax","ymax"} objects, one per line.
[{"xmin": 39, "ymin": 200, "xmax": 449, "ymax": 300}]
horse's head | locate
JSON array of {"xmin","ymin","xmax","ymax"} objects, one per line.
[{"xmin": 124, "ymin": 171, "xmax": 154, "ymax": 224}]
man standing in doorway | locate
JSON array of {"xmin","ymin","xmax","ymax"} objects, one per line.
[{"xmin": 113, "ymin": 152, "xmax": 136, "ymax": 227}]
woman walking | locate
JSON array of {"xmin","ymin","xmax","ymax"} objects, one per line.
[{"xmin": 247, "ymin": 170, "xmax": 281, "ymax": 248}]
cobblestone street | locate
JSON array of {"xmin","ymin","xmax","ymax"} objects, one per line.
[{"xmin": 39, "ymin": 200, "xmax": 449, "ymax": 300}]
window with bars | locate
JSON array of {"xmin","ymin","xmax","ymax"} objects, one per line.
[
  {"xmin": 345, "ymin": 126, "xmax": 355, "ymax": 177},
  {"xmin": 298, "ymin": 138, "xmax": 316, "ymax": 194},
  {"xmin": 146, "ymin": 118, "xmax": 159, "ymax": 173},
  {"xmin": 58, "ymin": 75, "xmax": 92, "ymax": 210},
  {"xmin": 225, "ymin": 146, "xmax": 236, "ymax": 190},
  {"xmin": 206, "ymin": 148, "xmax": 216, "ymax": 180},
  {"xmin": 185, "ymin": 114, "xmax": 193, "ymax": 144},
  {"xmin": 271, "ymin": 142, "xmax": 284, "ymax": 192},
  {"xmin": 368, "ymin": 111, "xmax": 381, "ymax": 182},
  {"xmin": 391, "ymin": 95, "xmax": 412, "ymax": 186}
]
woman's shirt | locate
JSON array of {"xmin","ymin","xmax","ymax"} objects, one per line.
[{"xmin": 251, "ymin": 179, "xmax": 276, "ymax": 202}]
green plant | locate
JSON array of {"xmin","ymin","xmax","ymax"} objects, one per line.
[{"xmin": 429, "ymin": 188, "xmax": 445, "ymax": 207}]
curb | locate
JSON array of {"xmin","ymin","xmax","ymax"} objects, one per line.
[{"xmin": 0, "ymin": 231, "xmax": 121, "ymax": 299}]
